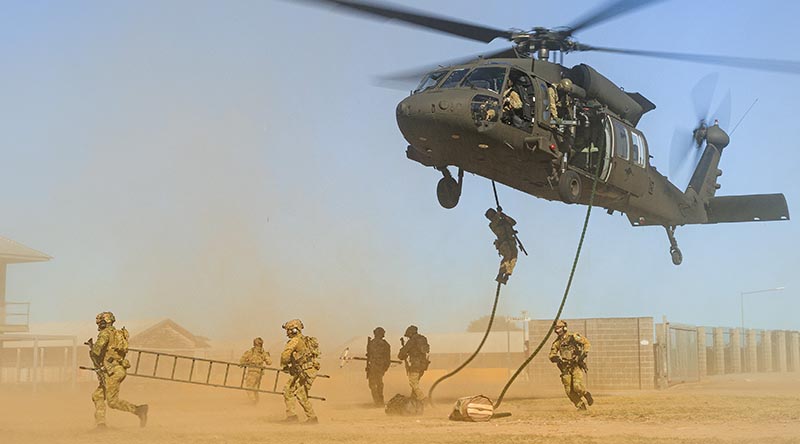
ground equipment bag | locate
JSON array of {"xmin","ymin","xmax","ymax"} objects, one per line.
[
  {"xmin": 385, "ymin": 394, "xmax": 424, "ymax": 416},
  {"xmin": 448, "ymin": 395, "xmax": 494, "ymax": 422}
]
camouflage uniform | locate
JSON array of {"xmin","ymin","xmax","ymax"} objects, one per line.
[
  {"xmin": 503, "ymin": 88, "xmax": 523, "ymax": 113},
  {"xmin": 89, "ymin": 312, "xmax": 147, "ymax": 427},
  {"xmin": 366, "ymin": 327, "xmax": 391, "ymax": 406},
  {"xmin": 239, "ymin": 338, "xmax": 272, "ymax": 403},
  {"xmin": 486, "ymin": 208, "xmax": 519, "ymax": 284},
  {"xmin": 398, "ymin": 326, "xmax": 430, "ymax": 401},
  {"xmin": 549, "ymin": 321, "xmax": 593, "ymax": 410},
  {"xmin": 547, "ymin": 85, "xmax": 559, "ymax": 121},
  {"xmin": 280, "ymin": 320, "xmax": 319, "ymax": 422}
]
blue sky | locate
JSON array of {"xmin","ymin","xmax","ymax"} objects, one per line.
[{"xmin": 2, "ymin": 0, "xmax": 798, "ymax": 342}]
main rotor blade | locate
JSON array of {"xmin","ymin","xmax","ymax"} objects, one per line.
[
  {"xmin": 375, "ymin": 47, "xmax": 519, "ymax": 86},
  {"xmin": 578, "ymin": 45, "xmax": 800, "ymax": 75},
  {"xmin": 295, "ymin": 0, "xmax": 513, "ymax": 43},
  {"xmin": 566, "ymin": 0, "xmax": 667, "ymax": 35}
]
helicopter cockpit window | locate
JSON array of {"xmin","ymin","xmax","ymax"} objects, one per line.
[
  {"xmin": 612, "ymin": 119, "xmax": 630, "ymax": 160},
  {"xmin": 440, "ymin": 69, "xmax": 469, "ymax": 89},
  {"xmin": 414, "ymin": 70, "xmax": 448, "ymax": 94},
  {"xmin": 460, "ymin": 67, "xmax": 507, "ymax": 94}
]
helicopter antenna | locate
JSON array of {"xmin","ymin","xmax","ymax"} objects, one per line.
[{"xmin": 730, "ymin": 98, "xmax": 759, "ymax": 136}]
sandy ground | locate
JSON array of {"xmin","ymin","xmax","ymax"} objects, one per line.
[{"xmin": 2, "ymin": 372, "xmax": 800, "ymax": 444}]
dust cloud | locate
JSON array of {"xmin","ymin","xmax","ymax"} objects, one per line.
[{"xmin": 2, "ymin": 373, "xmax": 799, "ymax": 443}]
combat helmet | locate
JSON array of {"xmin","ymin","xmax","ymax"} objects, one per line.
[
  {"xmin": 95, "ymin": 311, "xmax": 115, "ymax": 328},
  {"xmin": 282, "ymin": 319, "xmax": 303, "ymax": 338},
  {"xmin": 554, "ymin": 319, "xmax": 568, "ymax": 334},
  {"xmin": 253, "ymin": 337, "xmax": 264, "ymax": 347},
  {"xmin": 404, "ymin": 325, "xmax": 418, "ymax": 338}
]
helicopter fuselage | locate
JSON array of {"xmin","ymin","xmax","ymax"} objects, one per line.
[{"xmin": 396, "ymin": 58, "xmax": 695, "ymax": 226}]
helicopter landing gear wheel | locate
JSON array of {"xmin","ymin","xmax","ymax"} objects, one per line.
[
  {"xmin": 558, "ymin": 170, "xmax": 582, "ymax": 204},
  {"xmin": 436, "ymin": 166, "xmax": 463, "ymax": 209},
  {"xmin": 670, "ymin": 247, "xmax": 683, "ymax": 266},
  {"xmin": 664, "ymin": 225, "xmax": 682, "ymax": 266}
]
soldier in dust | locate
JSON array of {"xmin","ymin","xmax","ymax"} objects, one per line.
[
  {"xmin": 280, "ymin": 319, "xmax": 320, "ymax": 424},
  {"xmin": 549, "ymin": 320, "xmax": 594, "ymax": 410},
  {"xmin": 239, "ymin": 337, "xmax": 272, "ymax": 404},
  {"xmin": 88, "ymin": 311, "xmax": 148, "ymax": 428},
  {"xmin": 485, "ymin": 208, "xmax": 519, "ymax": 284},
  {"xmin": 365, "ymin": 327, "xmax": 391, "ymax": 406},
  {"xmin": 398, "ymin": 325, "xmax": 430, "ymax": 401}
]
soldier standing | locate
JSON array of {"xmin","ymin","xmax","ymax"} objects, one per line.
[
  {"xmin": 397, "ymin": 325, "xmax": 430, "ymax": 401},
  {"xmin": 365, "ymin": 327, "xmax": 391, "ymax": 406},
  {"xmin": 88, "ymin": 311, "xmax": 148, "ymax": 428},
  {"xmin": 239, "ymin": 337, "xmax": 272, "ymax": 404},
  {"xmin": 548, "ymin": 320, "xmax": 594, "ymax": 410},
  {"xmin": 280, "ymin": 319, "xmax": 320, "ymax": 424},
  {"xmin": 485, "ymin": 208, "xmax": 520, "ymax": 284}
]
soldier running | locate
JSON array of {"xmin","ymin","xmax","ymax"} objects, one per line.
[
  {"xmin": 365, "ymin": 327, "xmax": 391, "ymax": 406},
  {"xmin": 549, "ymin": 320, "xmax": 594, "ymax": 410},
  {"xmin": 398, "ymin": 325, "xmax": 430, "ymax": 401},
  {"xmin": 239, "ymin": 337, "xmax": 272, "ymax": 404},
  {"xmin": 485, "ymin": 208, "xmax": 520, "ymax": 284},
  {"xmin": 280, "ymin": 319, "xmax": 320, "ymax": 424},
  {"xmin": 88, "ymin": 311, "xmax": 148, "ymax": 428}
]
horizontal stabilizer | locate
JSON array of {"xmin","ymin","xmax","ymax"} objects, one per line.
[{"xmin": 705, "ymin": 194, "xmax": 790, "ymax": 224}]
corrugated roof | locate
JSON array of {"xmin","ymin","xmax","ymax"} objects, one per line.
[
  {"xmin": 130, "ymin": 319, "xmax": 211, "ymax": 349},
  {"xmin": 0, "ymin": 236, "xmax": 51, "ymax": 264}
]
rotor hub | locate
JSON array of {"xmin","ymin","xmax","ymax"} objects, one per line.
[{"xmin": 510, "ymin": 28, "xmax": 581, "ymax": 59}]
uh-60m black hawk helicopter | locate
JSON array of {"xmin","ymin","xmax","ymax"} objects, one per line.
[{"xmin": 293, "ymin": 0, "xmax": 794, "ymax": 265}]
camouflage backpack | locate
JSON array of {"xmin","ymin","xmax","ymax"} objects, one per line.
[
  {"xmin": 385, "ymin": 394, "xmax": 424, "ymax": 416},
  {"xmin": 109, "ymin": 326, "xmax": 130, "ymax": 358},
  {"xmin": 302, "ymin": 336, "xmax": 321, "ymax": 370}
]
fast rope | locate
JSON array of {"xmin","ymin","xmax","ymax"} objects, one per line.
[
  {"xmin": 492, "ymin": 180, "xmax": 502, "ymax": 211},
  {"xmin": 493, "ymin": 156, "xmax": 602, "ymax": 409},
  {"xmin": 427, "ymin": 179, "xmax": 506, "ymax": 404},
  {"xmin": 427, "ymin": 281, "xmax": 502, "ymax": 404}
]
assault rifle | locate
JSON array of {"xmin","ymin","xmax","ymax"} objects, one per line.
[{"xmin": 80, "ymin": 338, "xmax": 107, "ymax": 395}]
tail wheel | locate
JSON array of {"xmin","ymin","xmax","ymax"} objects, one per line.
[
  {"xmin": 670, "ymin": 247, "xmax": 683, "ymax": 266},
  {"xmin": 436, "ymin": 176, "xmax": 460, "ymax": 209},
  {"xmin": 558, "ymin": 170, "xmax": 582, "ymax": 204}
]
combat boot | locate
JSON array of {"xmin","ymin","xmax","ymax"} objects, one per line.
[
  {"xmin": 304, "ymin": 417, "xmax": 319, "ymax": 425},
  {"xmin": 135, "ymin": 404, "xmax": 149, "ymax": 427},
  {"xmin": 585, "ymin": 392, "xmax": 594, "ymax": 406}
]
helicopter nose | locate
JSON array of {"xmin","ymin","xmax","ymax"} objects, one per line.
[{"xmin": 396, "ymin": 91, "xmax": 487, "ymax": 149}]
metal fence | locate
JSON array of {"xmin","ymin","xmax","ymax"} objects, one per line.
[{"xmin": 663, "ymin": 323, "xmax": 700, "ymax": 385}]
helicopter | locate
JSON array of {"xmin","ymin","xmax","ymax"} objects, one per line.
[{"xmin": 290, "ymin": 0, "xmax": 793, "ymax": 265}]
